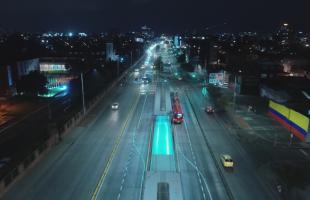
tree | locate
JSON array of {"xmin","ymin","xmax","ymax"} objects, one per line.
[
  {"xmin": 180, "ymin": 62, "xmax": 195, "ymax": 72},
  {"xmin": 216, "ymin": 96, "xmax": 229, "ymax": 112},
  {"xmin": 66, "ymin": 59, "xmax": 89, "ymax": 75},
  {"xmin": 207, "ymin": 85, "xmax": 222, "ymax": 99},
  {"xmin": 207, "ymin": 85, "xmax": 229, "ymax": 111},
  {"xmin": 16, "ymin": 71, "xmax": 48, "ymax": 96},
  {"xmin": 177, "ymin": 53, "xmax": 186, "ymax": 64},
  {"xmin": 154, "ymin": 56, "xmax": 163, "ymax": 71},
  {"xmin": 104, "ymin": 60, "xmax": 118, "ymax": 80},
  {"xmin": 155, "ymin": 45, "xmax": 160, "ymax": 52}
]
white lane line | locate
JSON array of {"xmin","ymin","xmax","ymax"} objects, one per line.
[
  {"xmin": 132, "ymin": 94, "xmax": 149, "ymax": 200},
  {"xmin": 176, "ymin": 143, "xmax": 212, "ymax": 200},
  {"xmin": 173, "ymin": 124, "xmax": 182, "ymax": 172},
  {"xmin": 117, "ymin": 94, "xmax": 148, "ymax": 200},
  {"xmin": 299, "ymin": 149, "xmax": 309, "ymax": 157},
  {"xmin": 183, "ymin": 117, "xmax": 211, "ymax": 200},
  {"xmin": 90, "ymin": 94, "xmax": 140, "ymax": 200}
]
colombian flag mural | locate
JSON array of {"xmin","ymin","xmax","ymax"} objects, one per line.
[{"xmin": 268, "ymin": 100, "xmax": 309, "ymax": 141}]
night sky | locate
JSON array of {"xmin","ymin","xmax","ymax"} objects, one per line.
[{"xmin": 0, "ymin": 0, "xmax": 309, "ymax": 33}]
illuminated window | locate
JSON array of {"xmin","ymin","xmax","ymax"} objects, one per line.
[{"xmin": 40, "ymin": 63, "xmax": 66, "ymax": 72}]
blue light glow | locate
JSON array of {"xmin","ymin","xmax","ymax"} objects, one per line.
[{"xmin": 152, "ymin": 115, "xmax": 174, "ymax": 155}]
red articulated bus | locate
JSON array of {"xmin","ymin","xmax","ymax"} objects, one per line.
[{"xmin": 172, "ymin": 94, "xmax": 184, "ymax": 124}]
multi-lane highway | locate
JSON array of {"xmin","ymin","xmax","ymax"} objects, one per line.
[
  {"xmin": 2, "ymin": 55, "xmax": 152, "ymax": 200},
  {"xmin": 2, "ymin": 41, "xmax": 278, "ymax": 200}
]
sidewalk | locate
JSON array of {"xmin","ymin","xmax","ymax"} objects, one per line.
[{"xmin": 219, "ymin": 90, "xmax": 310, "ymax": 200}]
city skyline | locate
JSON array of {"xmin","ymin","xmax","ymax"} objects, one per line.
[
  {"xmin": 1, "ymin": 1, "xmax": 310, "ymax": 199},
  {"xmin": 0, "ymin": 0, "xmax": 309, "ymax": 33}
]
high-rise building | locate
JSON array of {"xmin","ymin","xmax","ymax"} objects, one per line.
[
  {"xmin": 276, "ymin": 23, "xmax": 295, "ymax": 46},
  {"xmin": 174, "ymin": 36, "xmax": 181, "ymax": 48},
  {"xmin": 0, "ymin": 64, "xmax": 15, "ymax": 96},
  {"xmin": 141, "ymin": 25, "xmax": 154, "ymax": 39},
  {"xmin": 106, "ymin": 42, "xmax": 114, "ymax": 61}
]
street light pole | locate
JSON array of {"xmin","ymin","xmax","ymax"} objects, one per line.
[
  {"xmin": 130, "ymin": 51, "xmax": 133, "ymax": 66},
  {"xmin": 81, "ymin": 73, "xmax": 86, "ymax": 115},
  {"xmin": 117, "ymin": 58, "xmax": 120, "ymax": 76},
  {"xmin": 233, "ymin": 74, "xmax": 237, "ymax": 111},
  {"xmin": 48, "ymin": 101, "xmax": 52, "ymax": 120}
]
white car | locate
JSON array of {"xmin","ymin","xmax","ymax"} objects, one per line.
[
  {"xmin": 111, "ymin": 102, "xmax": 119, "ymax": 110},
  {"xmin": 142, "ymin": 77, "xmax": 151, "ymax": 84}
]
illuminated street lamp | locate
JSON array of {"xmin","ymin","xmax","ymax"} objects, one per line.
[{"xmin": 81, "ymin": 73, "xmax": 86, "ymax": 115}]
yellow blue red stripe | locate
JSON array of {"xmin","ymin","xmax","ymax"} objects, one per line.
[{"xmin": 268, "ymin": 107, "xmax": 308, "ymax": 141}]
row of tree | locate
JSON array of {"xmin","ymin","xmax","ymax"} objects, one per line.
[
  {"xmin": 206, "ymin": 85, "xmax": 229, "ymax": 111},
  {"xmin": 177, "ymin": 52, "xmax": 229, "ymax": 111},
  {"xmin": 177, "ymin": 53, "xmax": 195, "ymax": 72},
  {"xmin": 16, "ymin": 71, "xmax": 48, "ymax": 96},
  {"xmin": 153, "ymin": 56, "xmax": 163, "ymax": 71}
]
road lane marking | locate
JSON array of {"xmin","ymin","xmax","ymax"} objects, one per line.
[
  {"xmin": 131, "ymin": 94, "xmax": 148, "ymax": 200},
  {"xmin": 182, "ymin": 118, "xmax": 209, "ymax": 200},
  {"xmin": 173, "ymin": 125, "xmax": 181, "ymax": 172},
  {"xmin": 299, "ymin": 149, "xmax": 309, "ymax": 157},
  {"xmin": 176, "ymin": 143, "xmax": 211, "ymax": 200},
  {"xmin": 183, "ymin": 94, "xmax": 215, "ymax": 200},
  {"xmin": 90, "ymin": 94, "xmax": 140, "ymax": 200}
]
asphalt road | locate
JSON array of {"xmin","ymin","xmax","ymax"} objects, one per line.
[
  {"xmin": 2, "ymin": 74, "xmax": 140, "ymax": 200},
  {"xmin": 173, "ymin": 92, "xmax": 229, "ymax": 200},
  {"xmin": 185, "ymin": 84, "xmax": 275, "ymax": 200},
  {"xmin": 2, "ymin": 42, "xmax": 290, "ymax": 200},
  {"xmin": 162, "ymin": 45, "xmax": 276, "ymax": 200}
]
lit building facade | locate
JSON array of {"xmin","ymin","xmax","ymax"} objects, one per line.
[
  {"xmin": 276, "ymin": 23, "xmax": 295, "ymax": 46},
  {"xmin": 174, "ymin": 36, "xmax": 181, "ymax": 48},
  {"xmin": 0, "ymin": 64, "xmax": 16, "ymax": 96},
  {"xmin": 16, "ymin": 58, "xmax": 72, "ymax": 97},
  {"xmin": 106, "ymin": 42, "xmax": 115, "ymax": 61}
]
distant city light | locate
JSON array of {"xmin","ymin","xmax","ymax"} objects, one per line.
[
  {"xmin": 60, "ymin": 85, "xmax": 68, "ymax": 90},
  {"xmin": 40, "ymin": 63, "xmax": 67, "ymax": 72},
  {"xmin": 78, "ymin": 32, "xmax": 87, "ymax": 37},
  {"xmin": 68, "ymin": 32, "xmax": 73, "ymax": 37},
  {"xmin": 39, "ymin": 84, "xmax": 69, "ymax": 98},
  {"xmin": 135, "ymin": 38, "xmax": 144, "ymax": 43},
  {"xmin": 191, "ymin": 73, "xmax": 196, "ymax": 78}
]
